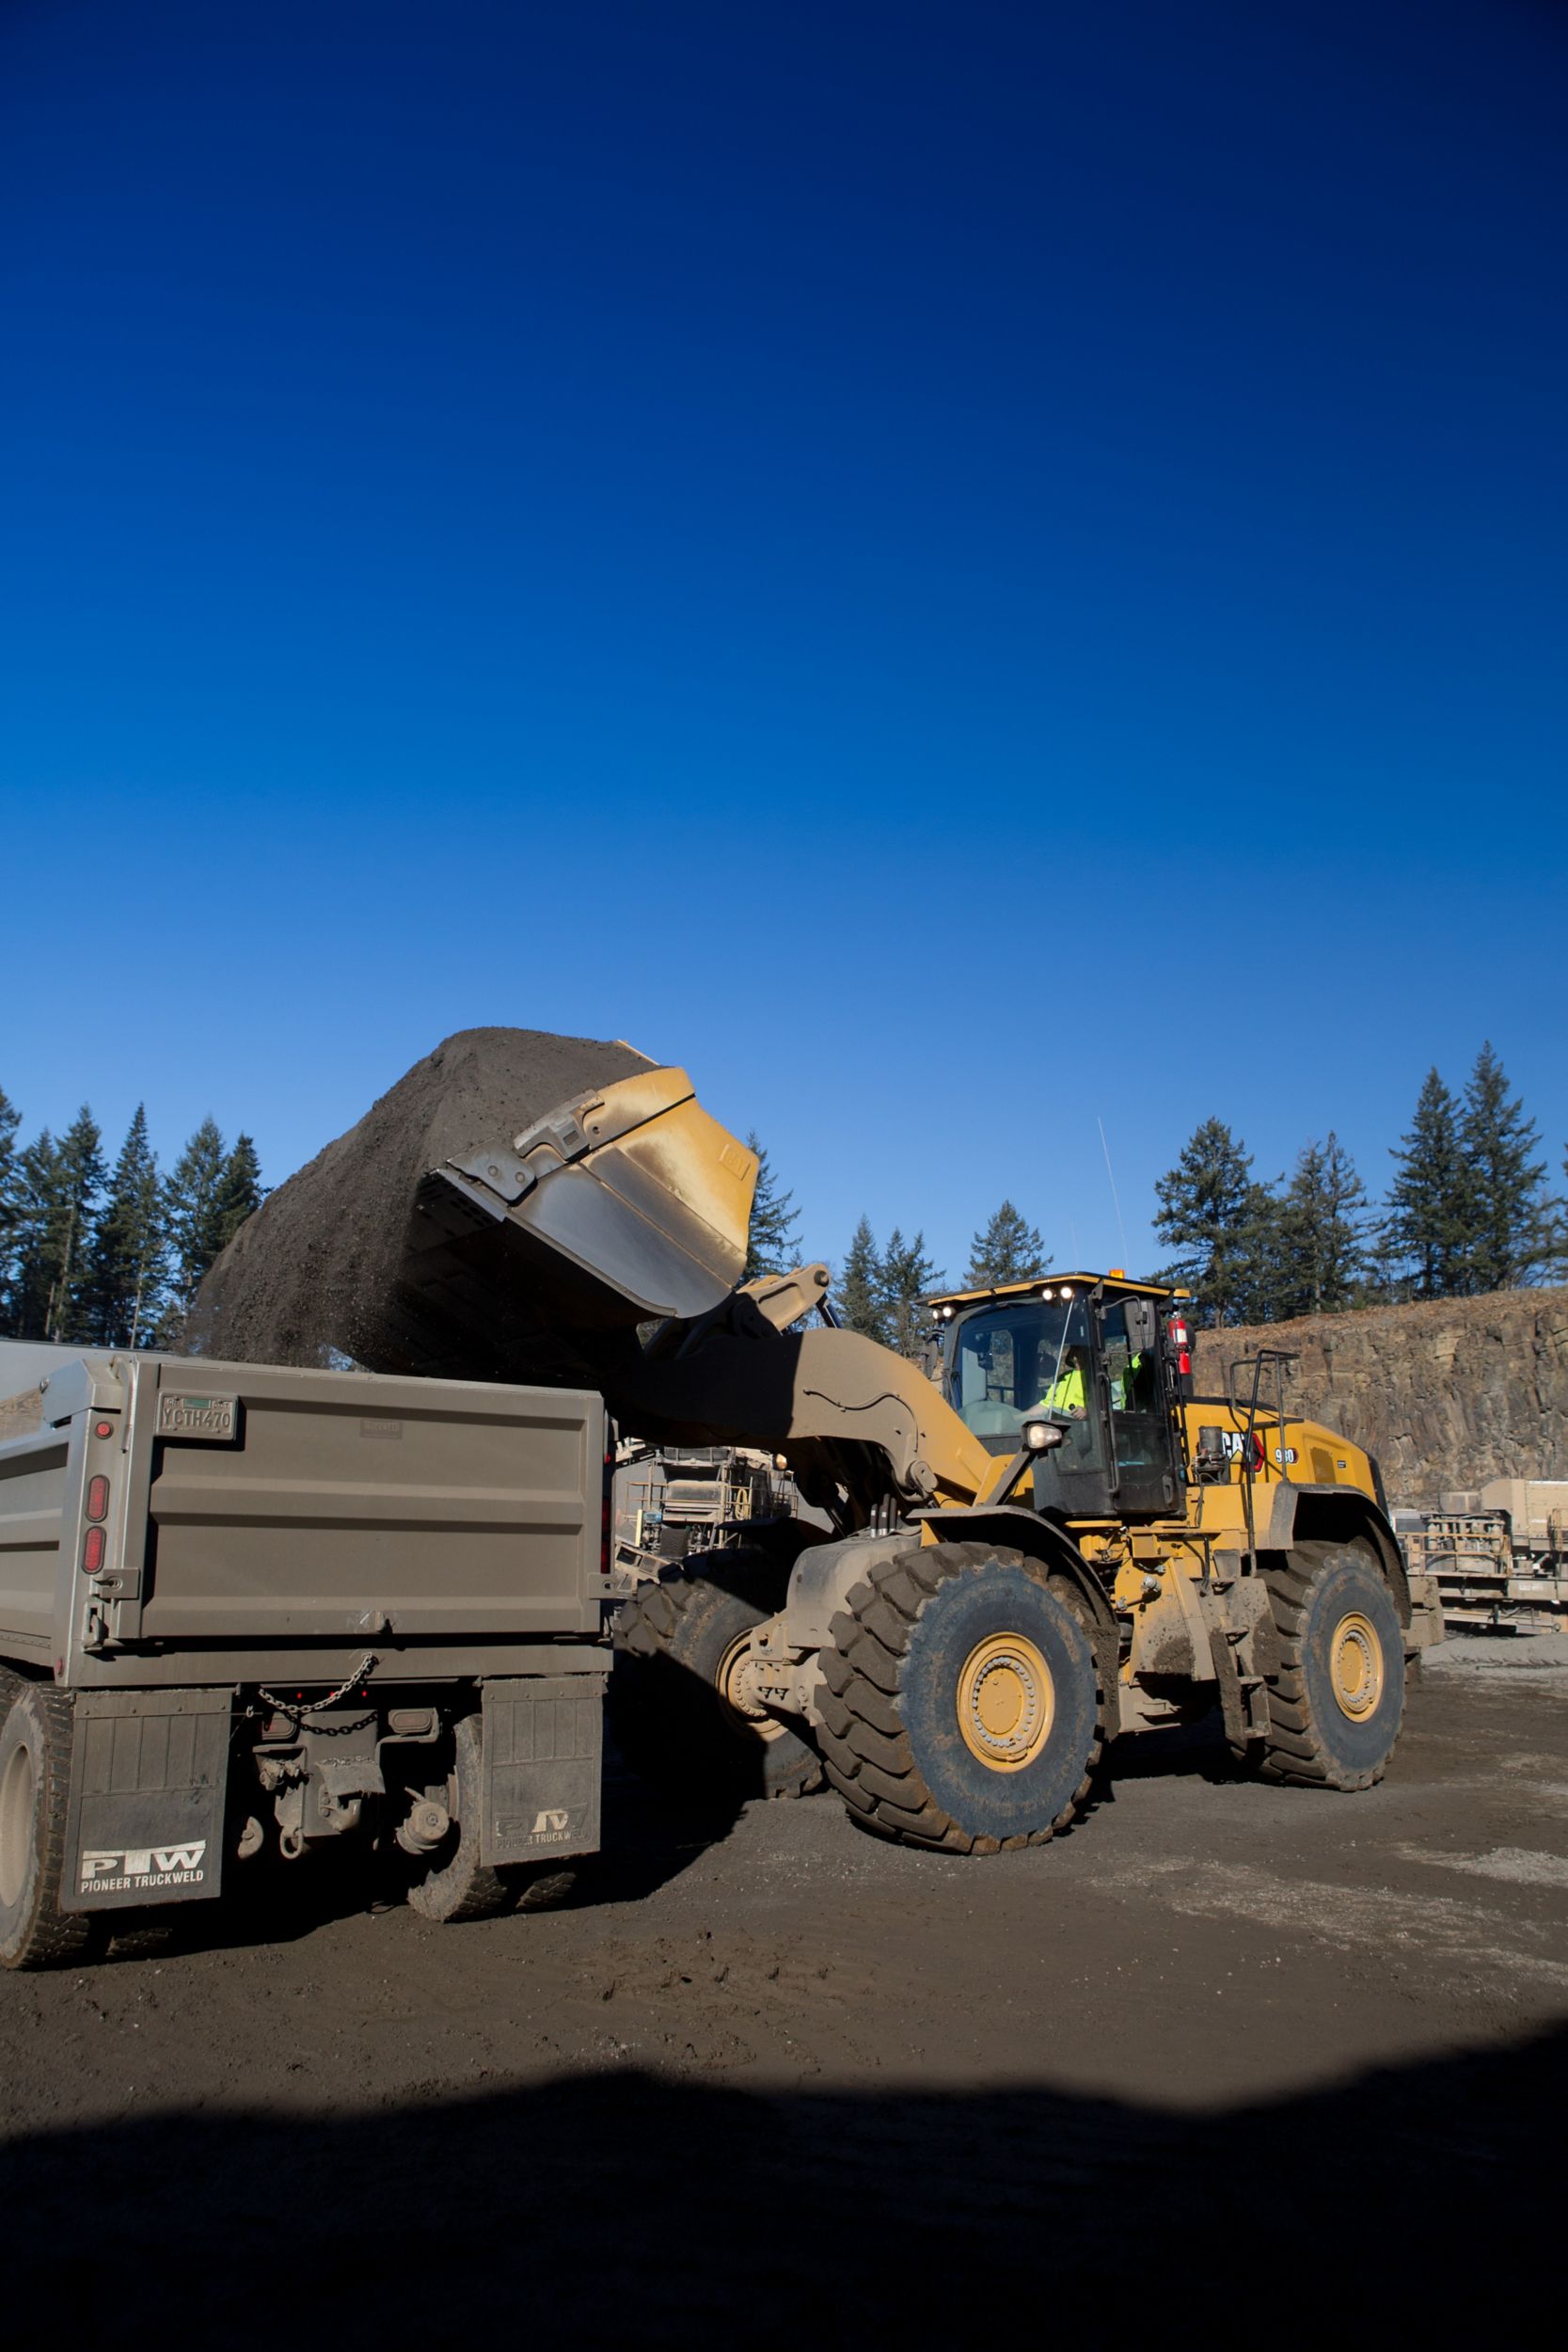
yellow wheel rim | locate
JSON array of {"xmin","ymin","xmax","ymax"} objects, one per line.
[
  {"xmin": 956, "ymin": 1632, "xmax": 1054, "ymax": 1772},
  {"xmin": 1330, "ymin": 1610, "xmax": 1385, "ymax": 1722},
  {"xmin": 716, "ymin": 1629, "xmax": 786, "ymax": 1743}
]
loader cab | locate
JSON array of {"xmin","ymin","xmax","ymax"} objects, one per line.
[{"xmin": 935, "ymin": 1274, "xmax": 1185, "ymax": 1519}]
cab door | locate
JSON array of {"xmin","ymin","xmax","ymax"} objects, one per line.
[{"xmin": 1098, "ymin": 1299, "xmax": 1180, "ymax": 1515}]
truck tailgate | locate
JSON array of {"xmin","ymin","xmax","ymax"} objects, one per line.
[{"xmin": 121, "ymin": 1359, "xmax": 603, "ymax": 1645}]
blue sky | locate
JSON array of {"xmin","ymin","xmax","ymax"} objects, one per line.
[{"xmin": 3, "ymin": 0, "xmax": 1565, "ymax": 1281}]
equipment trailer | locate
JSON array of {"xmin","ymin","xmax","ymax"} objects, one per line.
[{"xmin": 0, "ymin": 1351, "xmax": 608, "ymax": 1967}]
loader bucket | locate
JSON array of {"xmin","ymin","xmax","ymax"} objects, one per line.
[{"xmin": 398, "ymin": 1068, "xmax": 758, "ymax": 1372}]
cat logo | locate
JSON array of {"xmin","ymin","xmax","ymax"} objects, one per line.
[
  {"xmin": 530, "ymin": 1808, "xmax": 572, "ymax": 1845},
  {"xmin": 79, "ymin": 1841, "xmax": 207, "ymax": 1894}
]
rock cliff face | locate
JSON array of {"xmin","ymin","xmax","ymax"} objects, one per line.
[{"xmin": 1196, "ymin": 1288, "xmax": 1568, "ymax": 1509}]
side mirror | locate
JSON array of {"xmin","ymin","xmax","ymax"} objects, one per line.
[{"xmin": 1123, "ymin": 1296, "xmax": 1158, "ymax": 1353}]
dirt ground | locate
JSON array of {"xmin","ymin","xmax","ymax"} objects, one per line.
[{"xmin": 4, "ymin": 1644, "xmax": 1564, "ymax": 2342}]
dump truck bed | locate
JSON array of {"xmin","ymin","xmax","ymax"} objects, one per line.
[{"xmin": 0, "ymin": 1351, "xmax": 607, "ymax": 1689}]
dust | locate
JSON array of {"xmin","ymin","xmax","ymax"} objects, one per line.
[{"xmin": 190, "ymin": 1027, "xmax": 653, "ymax": 1375}]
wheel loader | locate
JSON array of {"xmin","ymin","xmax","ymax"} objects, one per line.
[{"xmin": 394, "ymin": 1060, "xmax": 1442, "ymax": 1852}]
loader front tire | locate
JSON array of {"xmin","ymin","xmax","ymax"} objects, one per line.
[
  {"xmin": 610, "ymin": 1555, "xmax": 823, "ymax": 1804},
  {"xmin": 0, "ymin": 1681, "xmax": 94, "ymax": 1971},
  {"xmin": 816, "ymin": 1543, "xmax": 1107, "ymax": 1853},
  {"xmin": 1260, "ymin": 1539, "xmax": 1404, "ymax": 1790}
]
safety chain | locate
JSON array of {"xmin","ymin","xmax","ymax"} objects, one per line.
[{"xmin": 252, "ymin": 1653, "xmax": 378, "ymax": 1722}]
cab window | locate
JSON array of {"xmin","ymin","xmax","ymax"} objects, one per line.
[{"xmin": 950, "ymin": 1300, "xmax": 1089, "ymax": 1438}]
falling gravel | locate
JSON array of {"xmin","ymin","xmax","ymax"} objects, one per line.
[{"xmin": 191, "ymin": 1026, "xmax": 653, "ymax": 1375}]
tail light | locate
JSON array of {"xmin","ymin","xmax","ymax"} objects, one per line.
[
  {"xmin": 83, "ymin": 1525, "xmax": 106, "ymax": 1574},
  {"xmin": 86, "ymin": 1475, "xmax": 109, "ymax": 1521}
]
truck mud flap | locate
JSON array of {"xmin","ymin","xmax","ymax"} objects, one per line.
[
  {"xmin": 63, "ymin": 1689, "xmax": 230, "ymax": 1912},
  {"xmin": 481, "ymin": 1672, "xmax": 606, "ymax": 1867}
]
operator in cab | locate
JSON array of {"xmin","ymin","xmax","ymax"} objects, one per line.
[{"xmin": 1033, "ymin": 1352, "xmax": 1088, "ymax": 1419}]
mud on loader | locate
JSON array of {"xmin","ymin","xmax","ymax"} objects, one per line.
[{"xmin": 392, "ymin": 1060, "xmax": 1440, "ymax": 1853}]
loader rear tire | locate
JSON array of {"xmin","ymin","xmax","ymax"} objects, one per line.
[
  {"xmin": 610, "ymin": 1554, "xmax": 823, "ymax": 1804},
  {"xmin": 0, "ymin": 1681, "xmax": 94, "ymax": 1971},
  {"xmin": 1260, "ymin": 1539, "xmax": 1404, "ymax": 1790},
  {"xmin": 816, "ymin": 1543, "xmax": 1107, "ymax": 1853}
]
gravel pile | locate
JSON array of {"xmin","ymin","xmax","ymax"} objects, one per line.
[
  {"xmin": 191, "ymin": 1027, "xmax": 653, "ymax": 1375},
  {"xmin": 0, "ymin": 1389, "xmax": 41, "ymax": 1441}
]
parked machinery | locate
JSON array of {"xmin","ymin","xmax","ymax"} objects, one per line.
[
  {"xmin": 1399, "ymin": 1480, "xmax": 1568, "ymax": 1632},
  {"xmin": 610, "ymin": 1441, "xmax": 806, "ymax": 1581}
]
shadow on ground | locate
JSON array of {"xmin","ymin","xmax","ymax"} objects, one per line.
[
  {"xmin": 10, "ymin": 2018, "xmax": 1561, "ymax": 2343},
  {"xmin": 107, "ymin": 1756, "xmax": 746, "ymax": 1959}
]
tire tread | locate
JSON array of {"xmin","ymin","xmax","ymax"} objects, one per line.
[{"xmin": 815, "ymin": 1542, "xmax": 1108, "ymax": 1853}]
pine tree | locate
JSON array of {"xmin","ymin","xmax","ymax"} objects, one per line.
[
  {"xmin": 54, "ymin": 1107, "xmax": 107, "ymax": 1339},
  {"xmin": 0, "ymin": 1086, "xmax": 22, "ymax": 1331},
  {"xmin": 1460, "ymin": 1042, "xmax": 1547, "ymax": 1292},
  {"xmin": 8, "ymin": 1130, "xmax": 60, "ymax": 1339},
  {"xmin": 8, "ymin": 1110, "xmax": 105, "ymax": 1341},
  {"xmin": 743, "ymin": 1131, "xmax": 801, "ymax": 1279},
  {"xmin": 153, "ymin": 1117, "xmax": 230, "ymax": 1347},
  {"xmin": 965, "ymin": 1200, "xmax": 1050, "ymax": 1288},
  {"xmin": 1152, "ymin": 1118, "xmax": 1275, "ymax": 1327},
  {"xmin": 1272, "ymin": 1134, "xmax": 1367, "ymax": 1317},
  {"xmin": 80, "ymin": 1106, "xmax": 166, "ymax": 1347},
  {"xmin": 837, "ymin": 1216, "xmax": 888, "ymax": 1344},
  {"xmin": 212, "ymin": 1133, "xmax": 264, "ymax": 1255},
  {"xmin": 879, "ymin": 1227, "xmax": 943, "ymax": 1360},
  {"xmin": 1383, "ymin": 1069, "xmax": 1474, "ymax": 1299}
]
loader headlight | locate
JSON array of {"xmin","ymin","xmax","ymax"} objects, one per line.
[{"xmin": 1022, "ymin": 1419, "xmax": 1063, "ymax": 1454}]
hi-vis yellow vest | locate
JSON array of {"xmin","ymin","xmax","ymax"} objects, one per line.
[{"xmin": 1039, "ymin": 1362, "xmax": 1085, "ymax": 1412}]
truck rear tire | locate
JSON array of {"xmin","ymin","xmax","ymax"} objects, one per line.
[
  {"xmin": 404, "ymin": 1712, "xmax": 523, "ymax": 1924},
  {"xmin": 1261, "ymin": 1539, "xmax": 1405, "ymax": 1790},
  {"xmin": 610, "ymin": 1554, "xmax": 824, "ymax": 1803},
  {"xmin": 0, "ymin": 1681, "xmax": 94, "ymax": 1971},
  {"xmin": 816, "ymin": 1543, "xmax": 1107, "ymax": 1853}
]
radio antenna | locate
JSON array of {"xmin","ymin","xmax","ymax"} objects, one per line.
[{"xmin": 1098, "ymin": 1116, "xmax": 1129, "ymax": 1262}]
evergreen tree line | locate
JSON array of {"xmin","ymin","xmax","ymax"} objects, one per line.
[
  {"xmin": 752, "ymin": 1040, "xmax": 1564, "ymax": 1352},
  {"xmin": 1154, "ymin": 1042, "xmax": 1567, "ymax": 1327},
  {"xmin": 0, "ymin": 1087, "xmax": 263, "ymax": 1352},
  {"xmin": 836, "ymin": 1200, "xmax": 1052, "ymax": 1357},
  {"xmin": 747, "ymin": 1130, "xmax": 1051, "ymax": 1359}
]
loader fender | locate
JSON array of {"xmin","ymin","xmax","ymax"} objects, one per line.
[
  {"xmin": 1272, "ymin": 1487, "xmax": 1412, "ymax": 1626},
  {"xmin": 911, "ymin": 1506, "xmax": 1120, "ymax": 1705},
  {"xmin": 784, "ymin": 1532, "xmax": 917, "ymax": 1655}
]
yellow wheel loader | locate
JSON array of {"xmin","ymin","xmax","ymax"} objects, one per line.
[{"xmin": 398, "ymin": 1063, "xmax": 1441, "ymax": 1852}]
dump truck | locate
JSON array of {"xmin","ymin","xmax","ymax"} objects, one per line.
[
  {"xmin": 344, "ymin": 1060, "xmax": 1441, "ymax": 1851},
  {"xmin": 0, "ymin": 1349, "xmax": 609, "ymax": 1967}
]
